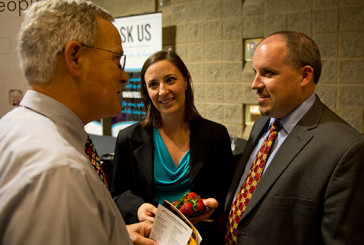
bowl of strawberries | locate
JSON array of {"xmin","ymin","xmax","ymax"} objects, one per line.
[{"xmin": 171, "ymin": 192, "xmax": 207, "ymax": 217}]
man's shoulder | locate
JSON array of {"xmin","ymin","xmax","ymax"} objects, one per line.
[
  {"xmin": 314, "ymin": 101, "xmax": 363, "ymax": 141},
  {"xmin": 116, "ymin": 122, "xmax": 151, "ymax": 143},
  {"xmin": 0, "ymin": 110, "xmax": 88, "ymax": 174},
  {"xmin": 192, "ymin": 117, "xmax": 228, "ymax": 132}
]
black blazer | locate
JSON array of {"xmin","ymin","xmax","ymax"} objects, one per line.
[
  {"xmin": 111, "ymin": 117, "xmax": 234, "ymax": 227},
  {"xmin": 224, "ymin": 97, "xmax": 364, "ymax": 244}
]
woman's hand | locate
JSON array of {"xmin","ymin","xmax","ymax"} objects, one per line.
[
  {"xmin": 138, "ymin": 203, "xmax": 157, "ymax": 223},
  {"xmin": 189, "ymin": 198, "xmax": 218, "ymax": 225},
  {"xmin": 126, "ymin": 221, "xmax": 158, "ymax": 245}
]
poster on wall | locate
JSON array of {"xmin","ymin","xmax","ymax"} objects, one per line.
[
  {"xmin": 0, "ymin": 0, "xmax": 41, "ymax": 118},
  {"xmin": 111, "ymin": 12, "xmax": 162, "ymax": 137}
]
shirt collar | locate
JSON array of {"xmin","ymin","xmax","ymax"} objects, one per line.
[
  {"xmin": 20, "ymin": 90, "xmax": 88, "ymax": 144},
  {"xmin": 270, "ymin": 93, "xmax": 317, "ymax": 134}
]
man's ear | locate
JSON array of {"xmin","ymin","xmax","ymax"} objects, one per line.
[
  {"xmin": 63, "ymin": 41, "xmax": 83, "ymax": 77},
  {"xmin": 300, "ymin": 65, "xmax": 314, "ymax": 87}
]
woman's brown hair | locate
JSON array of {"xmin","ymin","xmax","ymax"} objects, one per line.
[{"xmin": 140, "ymin": 50, "xmax": 200, "ymax": 128}]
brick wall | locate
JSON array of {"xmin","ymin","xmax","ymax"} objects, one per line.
[{"xmin": 92, "ymin": 0, "xmax": 364, "ymax": 136}]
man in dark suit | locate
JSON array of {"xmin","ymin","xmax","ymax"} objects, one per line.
[{"xmin": 224, "ymin": 30, "xmax": 364, "ymax": 244}]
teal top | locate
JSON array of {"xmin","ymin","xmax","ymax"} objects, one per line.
[{"xmin": 153, "ymin": 128, "xmax": 190, "ymax": 204}]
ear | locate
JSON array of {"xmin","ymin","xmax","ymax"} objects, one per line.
[
  {"xmin": 300, "ymin": 65, "xmax": 314, "ymax": 87},
  {"xmin": 63, "ymin": 41, "xmax": 83, "ymax": 77}
]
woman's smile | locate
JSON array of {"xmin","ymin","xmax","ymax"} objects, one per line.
[{"xmin": 159, "ymin": 97, "xmax": 175, "ymax": 104}]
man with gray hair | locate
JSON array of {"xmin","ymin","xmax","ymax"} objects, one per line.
[{"xmin": 0, "ymin": 1, "xmax": 157, "ymax": 244}]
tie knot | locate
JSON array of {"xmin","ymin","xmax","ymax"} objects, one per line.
[
  {"xmin": 85, "ymin": 135, "xmax": 92, "ymax": 145},
  {"xmin": 270, "ymin": 120, "xmax": 282, "ymax": 132}
]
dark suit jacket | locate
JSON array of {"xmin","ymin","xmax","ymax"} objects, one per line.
[
  {"xmin": 224, "ymin": 97, "xmax": 364, "ymax": 245},
  {"xmin": 111, "ymin": 117, "xmax": 234, "ymax": 243}
]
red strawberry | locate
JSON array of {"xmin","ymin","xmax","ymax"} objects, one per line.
[
  {"xmin": 178, "ymin": 192, "xmax": 189, "ymax": 203},
  {"xmin": 186, "ymin": 192, "xmax": 198, "ymax": 200},
  {"xmin": 196, "ymin": 198, "xmax": 206, "ymax": 213},
  {"xmin": 179, "ymin": 201, "xmax": 194, "ymax": 216},
  {"xmin": 172, "ymin": 200, "xmax": 182, "ymax": 209},
  {"xmin": 173, "ymin": 192, "xmax": 207, "ymax": 216}
]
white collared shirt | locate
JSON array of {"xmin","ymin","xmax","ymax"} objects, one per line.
[{"xmin": 0, "ymin": 90, "xmax": 131, "ymax": 245}]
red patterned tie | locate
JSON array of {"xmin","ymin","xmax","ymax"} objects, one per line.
[
  {"xmin": 85, "ymin": 135, "xmax": 109, "ymax": 189},
  {"xmin": 225, "ymin": 121, "xmax": 282, "ymax": 244}
]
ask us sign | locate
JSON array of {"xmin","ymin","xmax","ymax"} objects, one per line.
[{"xmin": 114, "ymin": 12, "xmax": 162, "ymax": 71}]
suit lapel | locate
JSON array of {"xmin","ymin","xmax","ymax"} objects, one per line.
[
  {"xmin": 241, "ymin": 98, "xmax": 323, "ymax": 219},
  {"xmin": 224, "ymin": 117, "xmax": 270, "ymax": 212},
  {"xmin": 242, "ymin": 126, "xmax": 313, "ymax": 218},
  {"xmin": 129, "ymin": 120, "xmax": 212, "ymax": 191},
  {"xmin": 189, "ymin": 119, "xmax": 210, "ymax": 183},
  {"xmin": 131, "ymin": 126, "xmax": 155, "ymax": 194},
  {"xmin": 189, "ymin": 137, "xmax": 209, "ymax": 183}
]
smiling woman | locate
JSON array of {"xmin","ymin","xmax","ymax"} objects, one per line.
[
  {"xmin": 111, "ymin": 50, "xmax": 235, "ymax": 245},
  {"xmin": 144, "ymin": 59, "xmax": 187, "ymax": 123},
  {"xmin": 139, "ymin": 50, "xmax": 200, "ymax": 129}
]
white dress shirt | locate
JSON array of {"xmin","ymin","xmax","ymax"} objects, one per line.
[{"xmin": 0, "ymin": 90, "xmax": 131, "ymax": 245}]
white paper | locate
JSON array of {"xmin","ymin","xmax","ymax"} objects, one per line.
[{"xmin": 150, "ymin": 204, "xmax": 192, "ymax": 245}]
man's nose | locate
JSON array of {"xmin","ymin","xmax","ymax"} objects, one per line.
[
  {"xmin": 120, "ymin": 70, "xmax": 129, "ymax": 85},
  {"xmin": 251, "ymin": 73, "xmax": 261, "ymax": 90}
]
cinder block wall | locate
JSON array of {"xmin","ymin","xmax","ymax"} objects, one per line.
[{"xmin": 92, "ymin": 0, "xmax": 364, "ymax": 137}]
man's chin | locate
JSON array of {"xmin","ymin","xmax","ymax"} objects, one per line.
[
  {"xmin": 258, "ymin": 106, "xmax": 270, "ymax": 116},
  {"xmin": 105, "ymin": 106, "xmax": 122, "ymax": 119},
  {"xmin": 111, "ymin": 109, "xmax": 122, "ymax": 118}
]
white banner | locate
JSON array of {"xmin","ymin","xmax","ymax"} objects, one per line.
[{"xmin": 113, "ymin": 12, "xmax": 162, "ymax": 71}]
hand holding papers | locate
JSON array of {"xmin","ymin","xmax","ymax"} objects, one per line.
[{"xmin": 149, "ymin": 201, "xmax": 202, "ymax": 245}]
